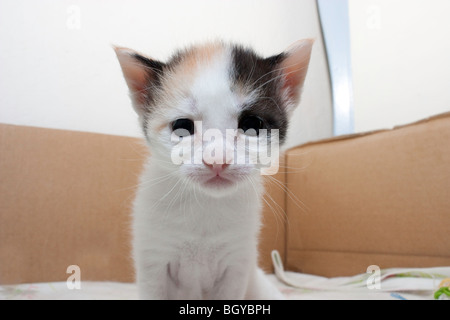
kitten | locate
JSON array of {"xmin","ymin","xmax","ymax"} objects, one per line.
[{"xmin": 114, "ymin": 39, "xmax": 313, "ymax": 299}]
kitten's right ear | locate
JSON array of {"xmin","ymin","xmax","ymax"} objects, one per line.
[{"xmin": 113, "ymin": 46, "xmax": 165, "ymax": 116}]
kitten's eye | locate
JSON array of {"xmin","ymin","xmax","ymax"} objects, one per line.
[
  {"xmin": 238, "ymin": 115, "xmax": 266, "ymax": 136},
  {"xmin": 172, "ymin": 119, "xmax": 194, "ymax": 137}
]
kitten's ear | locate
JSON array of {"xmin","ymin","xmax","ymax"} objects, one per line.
[
  {"xmin": 275, "ymin": 39, "xmax": 314, "ymax": 111},
  {"xmin": 113, "ymin": 46, "xmax": 165, "ymax": 116}
]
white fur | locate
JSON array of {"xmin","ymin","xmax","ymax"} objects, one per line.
[
  {"xmin": 132, "ymin": 162, "xmax": 283, "ymax": 299},
  {"xmin": 131, "ymin": 49, "xmax": 284, "ymax": 299}
]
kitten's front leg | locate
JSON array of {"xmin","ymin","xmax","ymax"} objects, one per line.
[
  {"xmin": 136, "ymin": 264, "xmax": 169, "ymax": 300},
  {"xmin": 209, "ymin": 266, "xmax": 250, "ymax": 300}
]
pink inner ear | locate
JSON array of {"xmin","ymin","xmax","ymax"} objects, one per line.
[
  {"xmin": 125, "ymin": 67, "xmax": 148, "ymax": 104},
  {"xmin": 282, "ymin": 66, "xmax": 303, "ymax": 97},
  {"xmin": 279, "ymin": 39, "xmax": 314, "ymax": 104},
  {"xmin": 114, "ymin": 47, "xmax": 150, "ymax": 105}
]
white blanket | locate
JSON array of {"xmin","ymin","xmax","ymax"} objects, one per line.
[{"xmin": 2, "ymin": 267, "xmax": 449, "ymax": 300}]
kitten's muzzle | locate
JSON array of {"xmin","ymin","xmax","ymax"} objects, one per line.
[{"xmin": 203, "ymin": 162, "xmax": 230, "ymax": 176}]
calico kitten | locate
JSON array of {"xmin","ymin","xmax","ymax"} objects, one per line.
[{"xmin": 114, "ymin": 39, "xmax": 313, "ymax": 299}]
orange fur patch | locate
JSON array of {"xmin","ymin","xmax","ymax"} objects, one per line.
[
  {"xmin": 178, "ymin": 42, "xmax": 225, "ymax": 76},
  {"xmin": 161, "ymin": 42, "xmax": 226, "ymax": 92},
  {"xmin": 152, "ymin": 42, "xmax": 228, "ymax": 133}
]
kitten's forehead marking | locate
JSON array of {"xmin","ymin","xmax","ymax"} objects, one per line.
[
  {"xmin": 153, "ymin": 43, "xmax": 233, "ymax": 133},
  {"xmin": 152, "ymin": 42, "xmax": 274, "ymax": 134},
  {"xmin": 171, "ymin": 42, "xmax": 226, "ymax": 80},
  {"xmin": 189, "ymin": 46, "xmax": 237, "ymax": 130}
]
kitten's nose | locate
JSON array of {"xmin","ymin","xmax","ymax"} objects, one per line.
[{"xmin": 203, "ymin": 161, "xmax": 229, "ymax": 176}]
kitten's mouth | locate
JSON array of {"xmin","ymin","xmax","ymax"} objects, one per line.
[{"xmin": 203, "ymin": 175, "xmax": 234, "ymax": 188}]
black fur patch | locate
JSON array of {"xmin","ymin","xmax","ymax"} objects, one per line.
[
  {"xmin": 231, "ymin": 46, "xmax": 289, "ymax": 144},
  {"xmin": 131, "ymin": 54, "xmax": 165, "ymax": 136},
  {"xmin": 132, "ymin": 53, "xmax": 165, "ymax": 105},
  {"xmin": 165, "ymin": 48, "xmax": 188, "ymax": 70}
]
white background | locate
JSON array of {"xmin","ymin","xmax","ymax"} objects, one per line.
[{"xmin": 349, "ymin": 0, "xmax": 450, "ymax": 131}]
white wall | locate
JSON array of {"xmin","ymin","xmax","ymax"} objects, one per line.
[
  {"xmin": 0, "ymin": 0, "xmax": 332, "ymax": 149},
  {"xmin": 349, "ymin": 0, "xmax": 450, "ymax": 132}
]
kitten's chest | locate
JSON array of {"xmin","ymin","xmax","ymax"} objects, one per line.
[
  {"xmin": 167, "ymin": 239, "xmax": 233, "ymax": 297},
  {"xmin": 176, "ymin": 240, "xmax": 224, "ymax": 273}
]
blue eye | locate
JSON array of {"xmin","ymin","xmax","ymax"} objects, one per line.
[
  {"xmin": 172, "ymin": 119, "xmax": 194, "ymax": 137},
  {"xmin": 238, "ymin": 115, "xmax": 266, "ymax": 136}
]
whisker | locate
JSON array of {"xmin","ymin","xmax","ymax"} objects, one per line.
[{"xmin": 266, "ymin": 175, "xmax": 309, "ymax": 213}]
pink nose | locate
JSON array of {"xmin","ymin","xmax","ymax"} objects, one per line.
[{"xmin": 203, "ymin": 161, "xmax": 229, "ymax": 176}]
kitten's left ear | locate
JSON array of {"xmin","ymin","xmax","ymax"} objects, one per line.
[
  {"xmin": 275, "ymin": 39, "xmax": 314, "ymax": 111},
  {"xmin": 114, "ymin": 46, "xmax": 165, "ymax": 117}
]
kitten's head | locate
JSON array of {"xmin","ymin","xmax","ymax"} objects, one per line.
[{"xmin": 115, "ymin": 40, "xmax": 313, "ymax": 196}]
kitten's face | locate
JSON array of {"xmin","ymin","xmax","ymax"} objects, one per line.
[{"xmin": 115, "ymin": 41, "xmax": 313, "ymax": 196}]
